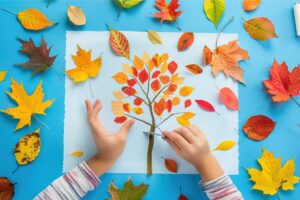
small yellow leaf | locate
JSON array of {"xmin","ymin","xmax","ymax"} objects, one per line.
[
  {"xmin": 160, "ymin": 62, "xmax": 168, "ymax": 74},
  {"xmin": 112, "ymin": 72, "xmax": 128, "ymax": 84},
  {"xmin": 171, "ymin": 73, "xmax": 185, "ymax": 84},
  {"xmin": 176, "ymin": 116, "xmax": 190, "ymax": 126},
  {"xmin": 67, "ymin": 6, "xmax": 86, "ymax": 26},
  {"xmin": 181, "ymin": 112, "xmax": 196, "ymax": 119},
  {"xmin": 113, "ymin": 91, "xmax": 125, "ymax": 99},
  {"xmin": 179, "ymin": 86, "xmax": 194, "ymax": 97},
  {"xmin": 132, "ymin": 107, "xmax": 144, "ymax": 115},
  {"xmin": 281, "ymin": 159, "xmax": 300, "ymax": 191},
  {"xmin": 69, "ymin": 151, "xmax": 84, "ymax": 157},
  {"xmin": 172, "ymin": 97, "xmax": 181, "ymax": 106},
  {"xmin": 134, "ymin": 56, "xmax": 144, "ymax": 70},
  {"xmin": 111, "ymin": 100, "xmax": 125, "ymax": 117},
  {"xmin": 0, "ymin": 71, "xmax": 7, "ymax": 82},
  {"xmin": 213, "ymin": 140, "xmax": 236, "ymax": 151},
  {"xmin": 141, "ymin": 52, "xmax": 151, "ymax": 66},
  {"xmin": 147, "ymin": 30, "xmax": 163, "ymax": 44},
  {"xmin": 122, "ymin": 63, "xmax": 133, "ymax": 75}
]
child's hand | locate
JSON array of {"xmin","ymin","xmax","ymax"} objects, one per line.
[
  {"xmin": 163, "ymin": 125, "xmax": 224, "ymax": 182},
  {"xmin": 85, "ymin": 99, "xmax": 135, "ymax": 176}
]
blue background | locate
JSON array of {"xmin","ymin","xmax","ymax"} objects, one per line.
[{"xmin": 0, "ymin": 0, "xmax": 300, "ymax": 199}]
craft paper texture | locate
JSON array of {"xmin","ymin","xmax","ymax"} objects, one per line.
[{"xmin": 64, "ymin": 31, "xmax": 239, "ymax": 174}]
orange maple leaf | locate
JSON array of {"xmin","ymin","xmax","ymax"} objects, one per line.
[
  {"xmin": 264, "ymin": 60, "xmax": 300, "ymax": 102},
  {"xmin": 204, "ymin": 40, "xmax": 249, "ymax": 83},
  {"xmin": 154, "ymin": 0, "xmax": 183, "ymax": 23}
]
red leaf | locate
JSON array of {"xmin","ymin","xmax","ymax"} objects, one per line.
[
  {"xmin": 202, "ymin": 45, "xmax": 213, "ymax": 66},
  {"xmin": 122, "ymin": 86, "xmax": 136, "ymax": 96},
  {"xmin": 134, "ymin": 97, "xmax": 143, "ymax": 106},
  {"xmin": 152, "ymin": 70, "xmax": 161, "ymax": 78},
  {"xmin": 123, "ymin": 103, "xmax": 130, "ymax": 112},
  {"xmin": 219, "ymin": 87, "xmax": 239, "ymax": 110},
  {"xmin": 114, "ymin": 116, "xmax": 127, "ymax": 124},
  {"xmin": 138, "ymin": 68, "xmax": 149, "ymax": 84},
  {"xmin": 151, "ymin": 79, "xmax": 161, "ymax": 92},
  {"xmin": 243, "ymin": 115, "xmax": 276, "ymax": 141},
  {"xmin": 168, "ymin": 61, "xmax": 178, "ymax": 74},
  {"xmin": 178, "ymin": 32, "xmax": 194, "ymax": 51},
  {"xmin": 132, "ymin": 67, "xmax": 138, "ymax": 77},
  {"xmin": 0, "ymin": 177, "xmax": 15, "ymax": 200},
  {"xmin": 154, "ymin": 0, "xmax": 183, "ymax": 23},
  {"xmin": 164, "ymin": 158, "xmax": 178, "ymax": 173},
  {"xmin": 127, "ymin": 78, "xmax": 136, "ymax": 87},
  {"xmin": 168, "ymin": 84, "xmax": 178, "ymax": 92},
  {"xmin": 154, "ymin": 101, "xmax": 164, "ymax": 116},
  {"xmin": 159, "ymin": 75, "xmax": 170, "ymax": 84},
  {"xmin": 195, "ymin": 100, "xmax": 215, "ymax": 112},
  {"xmin": 167, "ymin": 99, "xmax": 172, "ymax": 112},
  {"xmin": 178, "ymin": 194, "xmax": 188, "ymax": 200},
  {"xmin": 184, "ymin": 99, "xmax": 192, "ymax": 108}
]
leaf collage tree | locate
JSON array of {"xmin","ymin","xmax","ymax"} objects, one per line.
[{"xmin": 111, "ymin": 52, "xmax": 195, "ymax": 175}]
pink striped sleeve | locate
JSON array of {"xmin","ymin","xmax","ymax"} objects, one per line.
[{"xmin": 35, "ymin": 161, "xmax": 100, "ymax": 200}]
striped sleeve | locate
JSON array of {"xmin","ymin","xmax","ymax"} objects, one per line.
[
  {"xmin": 35, "ymin": 161, "xmax": 100, "ymax": 200},
  {"xmin": 199, "ymin": 175, "xmax": 244, "ymax": 200}
]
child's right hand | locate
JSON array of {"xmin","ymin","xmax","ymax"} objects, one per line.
[{"xmin": 163, "ymin": 125, "xmax": 225, "ymax": 182}]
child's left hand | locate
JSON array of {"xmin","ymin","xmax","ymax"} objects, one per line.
[{"xmin": 85, "ymin": 99, "xmax": 135, "ymax": 176}]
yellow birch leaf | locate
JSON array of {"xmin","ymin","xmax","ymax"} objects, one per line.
[
  {"xmin": 69, "ymin": 151, "xmax": 84, "ymax": 157},
  {"xmin": 111, "ymin": 100, "xmax": 125, "ymax": 117},
  {"xmin": 14, "ymin": 129, "xmax": 41, "ymax": 165},
  {"xmin": 112, "ymin": 72, "xmax": 128, "ymax": 84},
  {"xmin": 179, "ymin": 86, "xmax": 194, "ymax": 97},
  {"xmin": 213, "ymin": 140, "xmax": 236, "ymax": 151},
  {"xmin": 67, "ymin": 6, "xmax": 86, "ymax": 26},
  {"xmin": 122, "ymin": 63, "xmax": 133, "ymax": 75},
  {"xmin": 17, "ymin": 8, "xmax": 56, "ymax": 30},
  {"xmin": 134, "ymin": 56, "xmax": 144, "ymax": 70},
  {"xmin": 0, "ymin": 71, "xmax": 7, "ymax": 82},
  {"xmin": 147, "ymin": 30, "xmax": 163, "ymax": 44},
  {"xmin": 132, "ymin": 107, "xmax": 144, "ymax": 115},
  {"xmin": 113, "ymin": 91, "xmax": 125, "ymax": 99}
]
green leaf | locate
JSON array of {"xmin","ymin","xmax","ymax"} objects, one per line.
[
  {"xmin": 116, "ymin": 0, "xmax": 143, "ymax": 9},
  {"xmin": 105, "ymin": 178, "xmax": 148, "ymax": 200},
  {"xmin": 204, "ymin": 0, "xmax": 225, "ymax": 27}
]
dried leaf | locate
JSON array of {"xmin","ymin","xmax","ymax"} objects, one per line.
[
  {"xmin": 14, "ymin": 129, "xmax": 41, "ymax": 165},
  {"xmin": 243, "ymin": 0, "xmax": 261, "ymax": 11},
  {"xmin": 114, "ymin": 0, "xmax": 143, "ymax": 9},
  {"xmin": 195, "ymin": 100, "xmax": 215, "ymax": 112},
  {"xmin": 154, "ymin": 102, "xmax": 164, "ymax": 116},
  {"xmin": 111, "ymin": 100, "xmax": 125, "ymax": 117},
  {"xmin": 16, "ymin": 37, "xmax": 57, "ymax": 74},
  {"xmin": 179, "ymin": 86, "xmax": 194, "ymax": 97},
  {"xmin": 0, "ymin": 177, "xmax": 14, "ymax": 200},
  {"xmin": 67, "ymin": 6, "xmax": 86, "ymax": 26},
  {"xmin": 138, "ymin": 68, "xmax": 149, "ymax": 84},
  {"xmin": 178, "ymin": 32, "xmax": 194, "ymax": 51},
  {"xmin": 213, "ymin": 140, "xmax": 236, "ymax": 151},
  {"xmin": 263, "ymin": 60, "xmax": 300, "ymax": 102},
  {"xmin": 66, "ymin": 45, "xmax": 102, "ymax": 82},
  {"xmin": 109, "ymin": 27, "xmax": 130, "ymax": 58},
  {"xmin": 154, "ymin": 0, "xmax": 183, "ymax": 23},
  {"xmin": 243, "ymin": 115, "xmax": 276, "ymax": 141},
  {"xmin": 0, "ymin": 71, "xmax": 7, "ymax": 82},
  {"xmin": 132, "ymin": 107, "xmax": 144, "ymax": 115},
  {"xmin": 185, "ymin": 64, "xmax": 203, "ymax": 74},
  {"xmin": 184, "ymin": 99, "xmax": 192, "ymax": 108},
  {"xmin": 17, "ymin": 8, "xmax": 56, "ymax": 30},
  {"xmin": 219, "ymin": 87, "xmax": 239, "ymax": 110},
  {"xmin": 114, "ymin": 116, "xmax": 127, "ymax": 124},
  {"xmin": 244, "ymin": 17, "xmax": 278, "ymax": 41},
  {"xmin": 133, "ymin": 97, "xmax": 143, "ymax": 106},
  {"xmin": 204, "ymin": 0, "xmax": 225, "ymax": 27},
  {"xmin": 202, "ymin": 45, "xmax": 213, "ymax": 66},
  {"xmin": 122, "ymin": 86, "xmax": 136, "ymax": 96},
  {"xmin": 69, "ymin": 151, "xmax": 84, "ymax": 157},
  {"xmin": 0, "ymin": 80, "xmax": 54, "ymax": 131},
  {"xmin": 112, "ymin": 72, "xmax": 128, "ymax": 84},
  {"xmin": 147, "ymin": 30, "xmax": 163, "ymax": 44},
  {"xmin": 164, "ymin": 158, "xmax": 178, "ymax": 173},
  {"xmin": 151, "ymin": 79, "xmax": 161, "ymax": 92},
  {"xmin": 176, "ymin": 112, "xmax": 196, "ymax": 126},
  {"xmin": 168, "ymin": 61, "xmax": 178, "ymax": 74}
]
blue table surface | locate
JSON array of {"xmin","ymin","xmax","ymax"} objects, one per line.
[{"xmin": 0, "ymin": 0, "xmax": 300, "ymax": 199}]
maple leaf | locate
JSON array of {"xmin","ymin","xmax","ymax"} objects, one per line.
[
  {"xmin": 66, "ymin": 45, "xmax": 102, "ymax": 82},
  {"xmin": 204, "ymin": 40, "xmax": 249, "ymax": 83},
  {"xmin": 154, "ymin": 0, "xmax": 183, "ymax": 23},
  {"xmin": 263, "ymin": 60, "xmax": 300, "ymax": 102},
  {"xmin": 0, "ymin": 79, "xmax": 54, "ymax": 131},
  {"xmin": 16, "ymin": 37, "xmax": 57, "ymax": 74},
  {"xmin": 106, "ymin": 178, "xmax": 148, "ymax": 200},
  {"xmin": 247, "ymin": 148, "xmax": 300, "ymax": 195}
]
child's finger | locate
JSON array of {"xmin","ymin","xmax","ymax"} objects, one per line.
[
  {"xmin": 173, "ymin": 127, "xmax": 194, "ymax": 144},
  {"xmin": 163, "ymin": 131, "xmax": 189, "ymax": 150},
  {"xmin": 118, "ymin": 119, "xmax": 135, "ymax": 138},
  {"xmin": 164, "ymin": 137, "xmax": 181, "ymax": 154},
  {"xmin": 93, "ymin": 99, "xmax": 102, "ymax": 114},
  {"xmin": 85, "ymin": 99, "xmax": 93, "ymax": 113}
]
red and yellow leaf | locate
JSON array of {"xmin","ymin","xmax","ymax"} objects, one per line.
[
  {"xmin": 154, "ymin": 0, "xmax": 183, "ymax": 23},
  {"xmin": 123, "ymin": 103, "xmax": 131, "ymax": 112},
  {"xmin": 178, "ymin": 32, "xmax": 194, "ymax": 51},
  {"xmin": 132, "ymin": 107, "xmax": 144, "ymax": 115},
  {"xmin": 109, "ymin": 27, "xmax": 130, "ymax": 58},
  {"xmin": 0, "ymin": 177, "xmax": 15, "ymax": 200},
  {"xmin": 244, "ymin": 17, "xmax": 278, "ymax": 41},
  {"xmin": 203, "ymin": 45, "xmax": 213, "ymax": 66}
]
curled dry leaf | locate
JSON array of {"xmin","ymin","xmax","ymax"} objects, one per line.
[
  {"xmin": 213, "ymin": 140, "xmax": 236, "ymax": 151},
  {"xmin": 67, "ymin": 6, "xmax": 86, "ymax": 26},
  {"xmin": 154, "ymin": 0, "xmax": 183, "ymax": 23},
  {"xmin": 0, "ymin": 71, "xmax": 7, "ymax": 82},
  {"xmin": 244, "ymin": 17, "xmax": 278, "ymax": 41},
  {"xmin": 69, "ymin": 151, "xmax": 84, "ymax": 157},
  {"xmin": 147, "ymin": 30, "xmax": 163, "ymax": 44},
  {"xmin": 243, "ymin": 115, "xmax": 276, "ymax": 141},
  {"xmin": 109, "ymin": 26, "xmax": 130, "ymax": 58},
  {"xmin": 195, "ymin": 99, "xmax": 215, "ymax": 112},
  {"xmin": 178, "ymin": 32, "xmax": 194, "ymax": 51},
  {"xmin": 164, "ymin": 158, "xmax": 178, "ymax": 173},
  {"xmin": 243, "ymin": 0, "xmax": 261, "ymax": 11},
  {"xmin": 204, "ymin": 0, "xmax": 225, "ymax": 27},
  {"xmin": 219, "ymin": 87, "xmax": 239, "ymax": 110},
  {"xmin": 185, "ymin": 64, "xmax": 203, "ymax": 74},
  {"xmin": 0, "ymin": 177, "xmax": 15, "ymax": 200}
]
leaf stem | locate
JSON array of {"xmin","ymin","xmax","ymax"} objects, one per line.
[
  {"xmin": 175, "ymin": 21, "xmax": 182, "ymax": 31},
  {"xmin": 12, "ymin": 165, "xmax": 19, "ymax": 174},
  {"xmin": 291, "ymin": 97, "xmax": 300, "ymax": 107},
  {"xmin": 155, "ymin": 112, "xmax": 185, "ymax": 128},
  {"xmin": 47, "ymin": 0, "xmax": 51, "ymax": 8},
  {"xmin": 33, "ymin": 115, "xmax": 50, "ymax": 130},
  {"xmin": 117, "ymin": 8, "xmax": 122, "ymax": 18},
  {"xmin": 0, "ymin": 8, "xmax": 17, "ymax": 15},
  {"xmin": 88, "ymin": 79, "xmax": 95, "ymax": 98},
  {"xmin": 216, "ymin": 16, "xmax": 234, "ymax": 49},
  {"xmin": 125, "ymin": 114, "xmax": 152, "ymax": 126}
]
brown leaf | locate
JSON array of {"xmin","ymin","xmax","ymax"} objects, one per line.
[
  {"xmin": 185, "ymin": 64, "xmax": 203, "ymax": 74},
  {"xmin": 0, "ymin": 177, "xmax": 14, "ymax": 200},
  {"xmin": 178, "ymin": 32, "xmax": 194, "ymax": 51},
  {"xmin": 244, "ymin": 17, "xmax": 278, "ymax": 41}
]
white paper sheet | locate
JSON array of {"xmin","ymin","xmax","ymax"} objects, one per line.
[{"xmin": 64, "ymin": 31, "xmax": 239, "ymax": 174}]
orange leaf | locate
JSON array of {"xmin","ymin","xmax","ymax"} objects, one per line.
[
  {"xmin": 114, "ymin": 116, "xmax": 127, "ymax": 124},
  {"xmin": 243, "ymin": 115, "xmax": 276, "ymax": 141},
  {"xmin": 186, "ymin": 64, "xmax": 203, "ymax": 74},
  {"xmin": 154, "ymin": 102, "xmax": 164, "ymax": 116},
  {"xmin": 243, "ymin": 0, "xmax": 261, "ymax": 11},
  {"xmin": 138, "ymin": 69, "xmax": 149, "ymax": 84},
  {"xmin": 164, "ymin": 158, "xmax": 178, "ymax": 173},
  {"xmin": 122, "ymin": 86, "xmax": 136, "ymax": 96},
  {"xmin": 152, "ymin": 54, "xmax": 162, "ymax": 67},
  {"xmin": 112, "ymin": 72, "xmax": 128, "ymax": 84},
  {"xmin": 123, "ymin": 103, "xmax": 131, "ymax": 113},
  {"xmin": 111, "ymin": 100, "xmax": 125, "ymax": 117},
  {"xmin": 219, "ymin": 87, "xmax": 239, "ymax": 110},
  {"xmin": 109, "ymin": 27, "xmax": 130, "ymax": 58},
  {"xmin": 179, "ymin": 86, "xmax": 194, "ymax": 97},
  {"xmin": 134, "ymin": 56, "xmax": 144, "ymax": 70},
  {"xmin": 151, "ymin": 79, "xmax": 161, "ymax": 92},
  {"xmin": 164, "ymin": 84, "xmax": 178, "ymax": 94},
  {"xmin": 203, "ymin": 45, "xmax": 213, "ymax": 66},
  {"xmin": 159, "ymin": 75, "xmax": 170, "ymax": 84},
  {"xmin": 172, "ymin": 97, "xmax": 181, "ymax": 106},
  {"xmin": 0, "ymin": 177, "xmax": 15, "ymax": 200},
  {"xmin": 263, "ymin": 60, "xmax": 300, "ymax": 102},
  {"xmin": 168, "ymin": 61, "xmax": 178, "ymax": 74},
  {"xmin": 178, "ymin": 32, "xmax": 194, "ymax": 51},
  {"xmin": 113, "ymin": 91, "xmax": 125, "ymax": 99},
  {"xmin": 154, "ymin": 0, "xmax": 183, "ymax": 23},
  {"xmin": 132, "ymin": 107, "xmax": 144, "ymax": 115},
  {"xmin": 244, "ymin": 17, "xmax": 278, "ymax": 41}
]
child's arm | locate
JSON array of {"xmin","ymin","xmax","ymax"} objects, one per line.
[
  {"xmin": 35, "ymin": 99, "xmax": 135, "ymax": 200},
  {"xmin": 163, "ymin": 126, "xmax": 244, "ymax": 200}
]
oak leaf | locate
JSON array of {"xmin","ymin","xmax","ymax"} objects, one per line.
[{"xmin": 154, "ymin": 0, "xmax": 183, "ymax": 23}]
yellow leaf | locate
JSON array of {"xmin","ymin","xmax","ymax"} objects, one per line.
[
  {"xmin": 171, "ymin": 73, "xmax": 185, "ymax": 84},
  {"xmin": 112, "ymin": 72, "xmax": 128, "ymax": 84},
  {"xmin": 67, "ymin": 6, "xmax": 86, "ymax": 26},
  {"xmin": 141, "ymin": 52, "xmax": 150, "ymax": 64},
  {"xmin": 0, "ymin": 71, "xmax": 7, "ymax": 82},
  {"xmin": 213, "ymin": 140, "xmax": 236, "ymax": 151},
  {"xmin": 179, "ymin": 86, "xmax": 194, "ymax": 97},
  {"xmin": 161, "ymin": 53, "xmax": 169, "ymax": 62},
  {"xmin": 66, "ymin": 45, "xmax": 102, "ymax": 82},
  {"xmin": 111, "ymin": 100, "xmax": 125, "ymax": 117},
  {"xmin": 122, "ymin": 63, "xmax": 133, "ymax": 75},
  {"xmin": 147, "ymin": 30, "xmax": 163, "ymax": 44},
  {"xmin": 134, "ymin": 56, "xmax": 144, "ymax": 70},
  {"xmin": 281, "ymin": 159, "xmax": 300, "ymax": 191},
  {"xmin": 14, "ymin": 129, "xmax": 41, "ymax": 165},
  {"xmin": 181, "ymin": 112, "xmax": 196, "ymax": 119},
  {"xmin": 176, "ymin": 116, "xmax": 190, "ymax": 126},
  {"xmin": 69, "ymin": 151, "xmax": 84, "ymax": 157},
  {"xmin": 113, "ymin": 91, "xmax": 125, "ymax": 99},
  {"xmin": 172, "ymin": 97, "xmax": 181, "ymax": 106},
  {"xmin": 17, "ymin": 8, "xmax": 56, "ymax": 30},
  {"xmin": 160, "ymin": 62, "xmax": 168, "ymax": 74},
  {"xmin": 0, "ymin": 80, "xmax": 54, "ymax": 131},
  {"xmin": 132, "ymin": 107, "xmax": 144, "ymax": 115},
  {"xmin": 204, "ymin": 0, "xmax": 225, "ymax": 27}
]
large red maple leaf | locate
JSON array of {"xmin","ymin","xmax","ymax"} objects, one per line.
[
  {"xmin": 154, "ymin": 0, "xmax": 183, "ymax": 23},
  {"xmin": 264, "ymin": 60, "xmax": 300, "ymax": 102}
]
